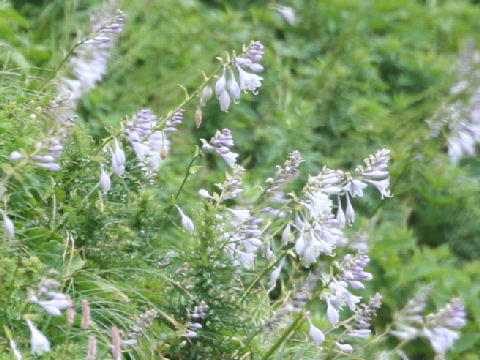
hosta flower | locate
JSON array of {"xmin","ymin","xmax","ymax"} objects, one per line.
[
  {"xmin": 215, "ymin": 67, "xmax": 227, "ymax": 96},
  {"xmin": 30, "ymin": 296, "xmax": 69, "ymax": 317},
  {"xmin": 99, "ymin": 164, "xmax": 111, "ymax": 192},
  {"xmin": 327, "ymin": 300, "xmax": 340, "ymax": 325},
  {"xmin": 227, "ymin": 69, "xmax": 241, "ymax": 102},
  {"xmin": 365, "ymin": 178, "xmax": 392, "ymax": 199},
  {"xmin": 201, "ymin": 129, "xmax": 239, "ymax": 168},
  {"xmin": 176, "ymin": 206, "xmax": 195, "ymax": 232},
  {"xmin": 227, "ymin": 208, "xmax": 251, "ymax": 223},
  {"xmin": 281, "ymin": 223, "xmax": 293, "ymax": 244},
  {"xmin": 422, "ymin": 298, "xmax": 466, "ymax": 355},
  {"xmin": 345, "ymin": 193, "xmax": 355, "ymax": 225},
  {"xmin": 209, "ymin": 41, "xmax": 265, "ymax": 111},
  {"xmin": 200, "ymin": 85, "xmax": 213, "ymax": 105},
  {"xmin": 301, "ymin": 190, "xmax": 333, "ymax": 218},
  {"xmin": 9, "ymin": 338, "xmax": 22, "ymax": 360},
  {"xmin": 274, "ymin": 5, "xmax": 297, "ymax": 25},
  {"xmin": 1, "ymin": 210, "xmax": 14, "ymax": 240},
  {"xmin": 269, "ymin": 257, "xmax": 286, "ymax": 286},
  {"xmin": 26, "ymin": 320, "xmax": 50, "ymax": 355},
  {"xmin": 391, "ymin": 285, "xmax": 433, "ymax": 341},
  {"xmin": 344, "ymin": 179, "xmax": 368, "ymax": 198},
  {"xmin": 237, "ymin": 66, "xmax": 263, "ymax": 94},
  {"xmin": 336, "ymin": 196, "xmax": 346, "ymax": 228},
  {"xmin": 58, "ymin": 6, "xmax": 126, "ymax": 106},
  {"xmin": 218, "ymin": 90, "xmax": 231, "ymax": 112},
  {"xmin": 110, "ymin": 138, "xmax": 126, "ymax": 177},
  {"xmin": 307, "ymin": 318, "xmax": 325, "ymax": 345},
  {"xmin": 335, "ymin": 342, "xmax": 353, "ymax": 353},
  {"xmin": 10, "ymin": 151, "xmax": 24, "ymax": 160}
]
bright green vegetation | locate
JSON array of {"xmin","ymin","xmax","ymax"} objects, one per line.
[{"xmin": 1, "ymin": 0, "xmax": 480, "ymax": 359}]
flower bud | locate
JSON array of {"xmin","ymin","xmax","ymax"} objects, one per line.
[{"xmin": 195, "ymin": 106, "xmax": 202, "ymax": 128}]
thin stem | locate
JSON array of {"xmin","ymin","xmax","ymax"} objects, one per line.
[
  {"xmin": 261, "ymin": 313, "xmax": 305, "ymax": 360},
  {"xmin": 158, "ymin": 153, "xmax": 202, "ymax": 234}
]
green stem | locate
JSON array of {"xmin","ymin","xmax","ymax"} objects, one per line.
[
  {"xmin": 158, "ymin": 153, "xmax": 202, "ymax": 234},
  {"xmin": 261, "ymin": 314, "xmax": 305, "ymax": 360}
]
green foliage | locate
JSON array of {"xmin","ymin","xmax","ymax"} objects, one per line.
[{"xmin": 0, "ymin": 0, "xmax": 479, "ymax": 359}]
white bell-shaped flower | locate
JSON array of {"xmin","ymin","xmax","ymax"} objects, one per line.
[
  {"xmin": 215, "ymin": 67, "xmax": 227, "ymax": 96},
  {"xmin": 99, "ymin": 164, "xmax": 111, "ymax": 192},
  {"xmin": 175, "ymin": 206, "xmax": 194, "ymax": 232},
  {"xmin": 26, "ymin": 320, "xmax": 50, "ymax": 355},
  {"xmin": 1, "ymin": 210, "xmax": 14, "ymax": 240},
  {"xmin": 308, "ymin": 319, "xmax": 325, "ymax": 345}
]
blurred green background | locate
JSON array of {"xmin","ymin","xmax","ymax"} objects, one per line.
[{"xmin": 1, "ymin": 0, "xmax": 480, "ymax": 358}]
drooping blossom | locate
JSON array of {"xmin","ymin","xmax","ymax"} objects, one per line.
[
  {"xmin": 26, "ymin": 320, "xmax": 50, "ymax": 355},
  {"xmin": 201, "ymin": 129, "xmax": 239, "ymax": 168},
  {"xmin": 99, "ymin": 164, "xmax": 111, "ymax": 192},
  {"xmin": 176, "ymin": 206, "xmax": 195, "ymax": 232}
]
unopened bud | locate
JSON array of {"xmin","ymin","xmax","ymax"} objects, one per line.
[
  {"xmin": 195, "ymin": 105, "xmax": 202, "ymax": 128},
  {"xmin": 161, "ymin": 144, "xmax": 168, "ymax": 160}
]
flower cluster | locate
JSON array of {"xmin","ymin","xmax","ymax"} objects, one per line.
[
  {"xmin": 423, "ymin": 298, "xmax": 467, "ymax": 356},
  {"xmin": 345, "ymin": 293, "xmax": 382, "ymax": 340},
  {"xmin": 123, "ymin": 309, "xmax": 159, "ymax": 346},
  {"xmin": 201, "ymin": 128, "xmax": 239, "ymax": 167},
  {"xmin": 390, "ymin": 285, "xmax": 433, "ymax": 341},
  {"xmin": 429, "ymin": 43, "xmax": 480, "ymax": 163},
  {"xmin": 199, "ymin": 164, "xmax": 245, "ymax": 202},
  {"xmin": 201, "ymin": 40, "xmax": 264, "ymax": 111},
  {"xmin": 286, "ymin": 149, "xmax": 391, "ymax": 266},
  {"xmin": 391, "ymin": 285, "xmax": 466, "ymax": 357},
  {"xmin": 30, "ymin": 275, "xmax": 70, "ymax": 317},
  {"xmin": 10, "ymin": 2, "xmax": 125, "ymax": 174},
  {"xmin": 125, "ymin": 108, "xmax": 171, "ymax": 174},
  {"xmin": 58, "ymin": 5, "xmax": 126, "ymax": 106},
  {"xmin": 265, "ymin": 150, "xmax": 303, "ymax": 203},
  {"xmin": 227, "ymin": 210, "xmax": 264, "ymax": 268},
  {"xmin": 183, "ymin": 301, "xmax": 209, "ymax": 338}
]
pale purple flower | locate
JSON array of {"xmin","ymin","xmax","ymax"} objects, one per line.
[
  {"xmin": 1, "ymin": 210, "xmax": 14, "ymax": 240},
  {"xmin": 344, "ymin": 179, "xmax": 368, "ymax": 198},
  {"xmin": 228, "ymin": 69, "xmax": 241, "ymax": 103},
  {"xmin": 99, "ymin": 164, "xmax": 111, "ymax": 192},
  {"xmin": 422, "ymin": 298, "xmax": 466, "ymax": 355},
  {"xmin": 307, "ymin": 318, "xmax": 325, "ymax": 345},
  {"xmin": 198, "ymin": 189, "xmax": 214, "ymax": 199},
  {"xmin": 269, "ymin": 257, "xmax": 286, "ymax": 286},
  {"xmin": 345, "ymin": 193, "xmax": 355, "ymax": 225},
  {"xmin": 201, "ymin": 85, "xmax": 213, "ymax": 105},
  {"xmin": 391, "ymin": 285, "xmax": 433, "ymax": 341},
  {"xmin": 219, "ymin": 90, "xmax": 231, "ymax": 112},
  {"xmin": 237, "ymin": 66, "xmax": 263, "ymax": 95},
  {"xmin": 110, "ymin": 138, "xmax": 126, "ymax": 177},
  {"xmin": 176, "ymin": 206, "xmax": 195, "ymax": 232},
  {"xmin": 274, "ymin": 5, "xmax": 297, "ymax": 25},
  {"xmin": 365, "ymin": 178, "xmax": 392, "ymax": 199},
  {"xmin": 10, "ymin": 151, "xmax": 24, "ymax": 160},
  {"xmin": 335, "ymin": 342, "xmax": 353, "ymax": 353},
  {"xmin": 201, "ymin": 129, "xmax": 239, "ymax": 168},
  {"xmin": 216, "ymin": 67, "xmax": 227, "ymax": 95}
]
